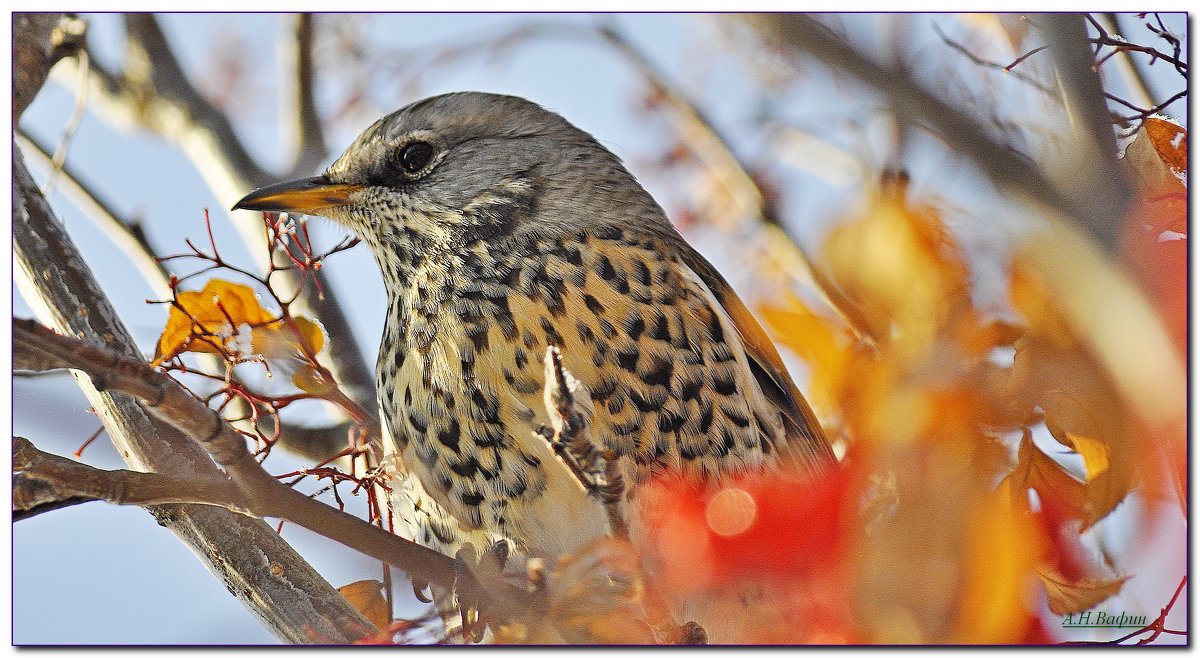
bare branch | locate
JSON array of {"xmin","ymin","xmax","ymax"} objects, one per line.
[
  {"xmin": 14, "ymin": 436, "xmax": 249, "ymax": 520},
  {"xmin": 283, "ymin": 13, "xmax": 329, "ymax": 177},
  {"xmin": 1097, "ymin": 13, "xmax": 1157, "ymax": 109},
  {"xmin": 13, "ymin": 13, "xmax": 85, "ymax": 124}
]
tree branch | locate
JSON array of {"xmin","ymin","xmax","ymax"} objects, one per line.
[
  {"xmin": 14, "ymin": 435, "xmax": 250, "ymax": 520},
  {"xmin": 1036, "ymin": 13, "xmax": 1133, "ymax": 250},
  {"xmin": 16, "ymin": 127, "xmax": 172, "ymax": 297},
  {"xmin": 1097, "ymin": 13, "xmax": 1157, "ymax": 109},
  {"xmin": 283, "ymin": 13, "xmax": 328, "ymax": 177}
]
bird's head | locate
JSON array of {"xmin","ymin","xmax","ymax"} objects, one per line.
[{"xmin": 233, "ymin": 92, "xmax": 661, "ymax": 255}]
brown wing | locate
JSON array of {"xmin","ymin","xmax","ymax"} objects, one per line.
[{"xmin": 676, "ymin": 243, "xmax": 837, "ymax": 472}]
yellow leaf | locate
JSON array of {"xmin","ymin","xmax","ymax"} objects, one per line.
[
  {"xmin": 820, "ymin": 173, "xmax": 972, "ymax": 352},
  {"xmin": 338, "ymin": 579, "xmax": 390, "ymax": 630},
  {"xmin": 1035, "ymin": 564, "xmax": 1128, "ymax": 616},
  {"xmin": 154, "ymin": 279, "xmax": 272, "ymax": 364}
]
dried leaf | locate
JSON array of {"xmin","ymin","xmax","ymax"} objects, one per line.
[
  {"xmin": 153, "ymin": 279, "xmax": 329, "ymax": 390},
  {"xmin": 1143, "ymin": 116, "xmax": 1187, "ymax": 179},
  {"xmin": 1035, "ymin": 564, "xmax": 1128, "ymax": 616},
  {"xmin": 1006, "ymin": 267, "xmax": 1140, "ymax": 528},
  {"xmin": 999, "ymin": 433, "xmax": 1086, "ymax": 521},
  {"xmin": 338, "ymin": 579, "xmax": 390, "ymax": 630}
]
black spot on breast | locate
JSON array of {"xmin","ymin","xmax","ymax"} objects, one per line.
[
  {"xmin": 437, "ymin": 419, "xmax": 460, "ymax": 452},
  {"xmin": 583, "ymin": 293, "xmax": 606, "ymax": 314},
  {"xmin": 707, "ymin": 309, "xmax": 726, "ymax": 342},
  {"xmin": 615, "ymin": 346, "xmax": 639, "ymax": 372},
  {"xmin": 641, "ymin": 355, "xmax": 674, "ymax": 387},
  {"xmin": 466, "ymin": 322, "xmax": 489, "ymax": 352},
  {"xmin": 679, "ymin": 378, "xmax": 703, "ymax": 402},
  {"xmin": 630, "ymin": 388, "xmax": 665, "ymax": 413},
  {"xmin": 404, "ymin": 386, "xmax": 412, "ymax": 406},
  {"xmin": 591, "ymin": 376, "xmax": 618, "ymax": 402},
  {"xmin": 698, "ymin": 404, "xmax": 715, "ymax": 433},
  {"xmin": 514, "ymin": 347, "xmax": 528, "ymax": 370},
  {"xmin": 461, "ymin": 491, "xmax": 485, "ymax": 507},
  {"xmin": 725, "ymin": 408, "xmax": 751, "ymax": 428},
  {"xmin": 633, "ymin": 260, "xmax": 651, "ymax": 286},
  {"xmin": 657, "ymin": 411, "xmax": 687, "ymax": 433},
  {"xmin": 408, "ymin": 411, "xmax": 428, "ymax": 435},
  {"xmin": 649, "ymin": 310, "xmax": 671, "ymax": 342},
  {"xmin": 625, "ymin": 313, "xmax": 646, "ymax": 341},
  {"xmin": 713, "ymin": 371, "xmax": 738, "ymax": 396},
  {"xmin": 710, "ymin": 343, "xmax": 736, "ymax": 363},
  {"xmin": 470, "ymin": 389, "xmax": 501, "ymax": 423},
  {"xmin": 612, "ymin": 416, "xmax": 641, "ymax": 437},
  {"xmin": 576, "ymin": 320, "xmax": 596, "ymax": 345},
  {"xmin": 596, "ymin": 254, "xmax": 617, "ymax": 281},
  {"xmin": 449, "ymin": 455, "xmax": 478, "ymax": 477},
  {"xmin": 471, "ymin": 423, "xmax": 504, "ymax": 447},
  {"xmin": 540, "ymin": 316, "xmax": 563, "ymax": 346},
  {"xmin": 522, "ymin": 328, "xmax": 539, "ymax": 349}
]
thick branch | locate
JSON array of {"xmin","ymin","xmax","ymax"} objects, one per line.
[
  {"xmin": 1036, "ymin": 13, "xmax": 1132, "ymax": 250},
  {"xmin": 13, "ymin": 13, "xmax": 85, "ymax": 124},
  {"xmin": 14, "ymin": 436, "xmax": 249, "ymax": 520}
]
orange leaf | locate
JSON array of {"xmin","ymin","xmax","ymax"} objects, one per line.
[
  {"xmin": 337, "ymin": 580, "xmax": 390, "ymax": 630},
  {"xmin": 154, "ymin": 279, "xmax": 273, "ymax": 364},
  {"xmin": 1143, "ymin": 116, "xmax": 1187, "ymax": 178},
  {"xmin": 1035, "ymin": 564, "xmax": 1128, "ymax": 616}
]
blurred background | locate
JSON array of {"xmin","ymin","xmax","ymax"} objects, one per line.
[{"xmin": 12, "ymin": 12, "xmax": 1187, "ymax": 644}]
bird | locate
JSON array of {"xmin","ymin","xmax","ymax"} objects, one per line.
[{"xmin": 234, "ymin": 91, "xmax": 836, "ymax": 640}]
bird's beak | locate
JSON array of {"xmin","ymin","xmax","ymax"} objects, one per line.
[{"xmin": 231, "ymin": 175, "xmax": 365, "ymax": 214}]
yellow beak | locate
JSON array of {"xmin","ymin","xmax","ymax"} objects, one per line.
[{"xmin": 232, "ymin": 176, "xmax": 365, "ymax": 214}]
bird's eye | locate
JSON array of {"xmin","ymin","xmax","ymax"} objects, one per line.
[{"xmin": 399, "ymin": 141, "xmax": 434, "ymax": 173}]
